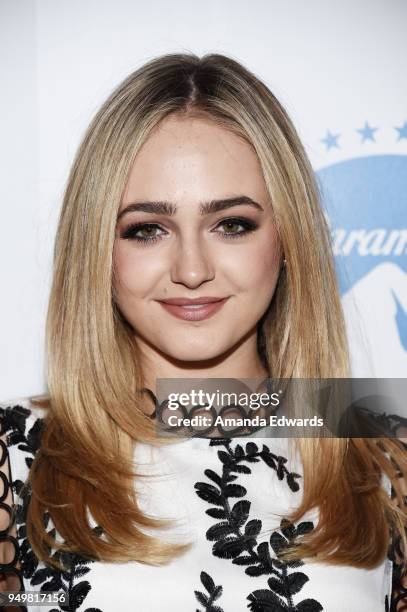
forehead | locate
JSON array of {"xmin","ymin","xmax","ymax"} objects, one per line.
[{"xmin": 122, "ymin": 114, "xmax": 269, "ymax": 207}]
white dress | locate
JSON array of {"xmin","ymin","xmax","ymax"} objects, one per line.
[{"xmin": 0, "ymin": 397, "xmax": 401, "ymax": 612}]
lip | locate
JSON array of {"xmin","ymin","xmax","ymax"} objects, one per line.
[
  {"xmin": 158, "ymin": 296, "xmax": 227, "ymax": 305},
  {"xmin": 156, "ymin": 297, "xmax": 230, "ymax": 321}
]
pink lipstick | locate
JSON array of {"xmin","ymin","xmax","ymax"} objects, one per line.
[{"xmin": 156, "ymin": 296, "xmax": 230, "ymax": 321}]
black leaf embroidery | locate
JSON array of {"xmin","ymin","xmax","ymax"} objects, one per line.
[
  {"xmin": 1, "ymin": 405, "xmax": 104, "ymax": 612},
  {"xmin": 194, "ymin": 438, "xmax": 323, "ymax": 611},
  {"xmin": 247, "ymin": 520, "xmax": 323, "ymax": 611},
  {"xmin": 195, "ymin": 570, "xmax": 224, "ymax": 612}
]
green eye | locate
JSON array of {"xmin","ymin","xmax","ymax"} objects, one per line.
[
  {"xmin": 215, "ymin": 217, "xmax": 258, "ymax": 239},
  {"xmin": 120, "ymin": 217, "xmax": 259, "ymax": 245},
  {"xmin": 223, "ymin": 221, "xmax": 242, "ymax": 233},
  {"xmin": 139, "ymin": 226, "xmax": 159, "ymax": 237},
  {"xmin": 121, "ymin": 223, "xmax": 165, "ymax": 243}
]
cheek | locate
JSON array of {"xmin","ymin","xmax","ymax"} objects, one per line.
[
  {"xmin": 113, "ymin": 243, "xmax": 161, "ymax": 297},
  {"xmin": 222, "ymin": 235, "xmax": 281, "ymax": 298}
]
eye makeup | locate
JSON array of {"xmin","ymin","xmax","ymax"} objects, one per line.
[{"xmin": 119, "ymin": 216, "xmax": 259, "ymax": 245}]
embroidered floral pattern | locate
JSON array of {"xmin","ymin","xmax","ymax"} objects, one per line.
[
  {"xmin": 195, "ymin": 570, "xmax": 225, "ymax": 612},
  {"xmin": 194, "ymin": 438, "xmax": 323, "ymax": 611},
  {"xmin": 246, "ymin": 519, "xmax": 322, "ymax": 612},
  {"xmin": 1, "ymin": 404, "xmax": 406, "ymax": 611},
  {"xmin": 0, "ymin": 404, "xmax": 103, "ymax": 612}
]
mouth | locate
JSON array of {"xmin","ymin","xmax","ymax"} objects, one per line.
[{"xmin": 156, "ymin": 297, "xmax": 230, "ymax": 321}]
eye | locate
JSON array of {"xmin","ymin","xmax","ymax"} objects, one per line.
[
  {"xmin": 213, "ymin": 217, "xmax": 258, "ymax": 239},
  {"xmin": 119, "ymin": 216, "xmax": 259, "ymax": 245},
  {"xmin": 120, "ymin": 223, "xmax": 167, "ymax": 244}
]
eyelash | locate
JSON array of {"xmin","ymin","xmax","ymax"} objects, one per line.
[{"xmin": 120, "ymin": 217, "xmax": 259, "ymax": 245}]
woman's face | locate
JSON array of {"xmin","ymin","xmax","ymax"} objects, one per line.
[{"xmin": 113, "ymin": 114, "xmax": 281, "ymax": 365}]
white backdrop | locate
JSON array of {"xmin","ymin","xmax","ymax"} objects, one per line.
[{"xmin": 1, "ymin": 0, "xmax": 406, "ymax": 400}]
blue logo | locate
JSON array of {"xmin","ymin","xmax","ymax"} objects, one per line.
[{"xmin": 317, "ymin": 154, "xmax": 407, "ymax": 360}]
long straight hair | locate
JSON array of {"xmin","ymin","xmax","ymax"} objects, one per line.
[{"xmin": 26, "ymin": 52, "xmax": 406, "ymax": 572}]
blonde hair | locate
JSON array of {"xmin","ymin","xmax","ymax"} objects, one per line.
[{"xmin": 25, "ymin": 52, "xmax": 406, "ymax": 572}]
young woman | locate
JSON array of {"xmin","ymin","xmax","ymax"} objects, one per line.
[{"xmin": 1, "ymin": 52, "xmax": 406, "ymax": 612}]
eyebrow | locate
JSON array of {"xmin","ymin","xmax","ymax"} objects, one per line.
[{"xmin": 117, "ymin": 195, "xmax": 264, "ymax": 221}]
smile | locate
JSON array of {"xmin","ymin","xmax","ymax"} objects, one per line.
[{"xmin": 156, "ymin": 298, "xmax": 230, "ymax": 321}]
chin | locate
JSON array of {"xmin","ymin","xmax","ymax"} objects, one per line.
[{"xmin": 158, "ymin": 337, "xmax": 231, "ymax": 364}]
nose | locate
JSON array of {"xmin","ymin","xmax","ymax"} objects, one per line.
[{"xmin": 170, "ymin": 234, "xmax": 215, "ymax": 288}]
